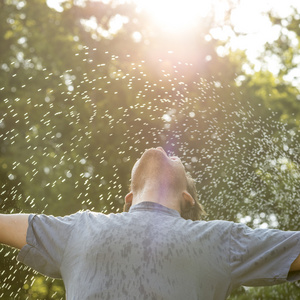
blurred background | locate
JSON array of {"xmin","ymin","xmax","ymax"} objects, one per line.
[{"xmin": 1, "ymin": 0, "xmax": 300, "ymax": 298}]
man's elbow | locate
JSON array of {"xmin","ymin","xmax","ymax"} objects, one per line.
[{"xmin": 290, "ymin": 253, "xmax": 300, "ymax": 272}]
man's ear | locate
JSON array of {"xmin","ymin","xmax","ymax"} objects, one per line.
[
  {"xmin": 125, "ymin": 192, "xmax": 133, "ymax": 204},
  {"xmin": 182, "ymin": 191, "xmax": 195, "ymax": 207}
]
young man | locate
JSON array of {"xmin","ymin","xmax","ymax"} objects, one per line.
[{"xmin": 1, "ymin": 147, "xmax": 300, "ymax": 299}]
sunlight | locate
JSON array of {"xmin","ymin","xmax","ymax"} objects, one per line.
[
  {"xmin": 46, "ymin": 0, "xmax": 300, "ymax": 77},
  {"xmin": 135, "ymin": 0, "xmax": 214, "ymax": 33}
]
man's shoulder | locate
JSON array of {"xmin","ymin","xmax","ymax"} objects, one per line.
[
  {"xmin": 186, "ymin": 219, "xmax": 234, "ymax": 235},
  {"xmin": 72, "ymin": 209, "xmax": 130, "ymax": 223}
]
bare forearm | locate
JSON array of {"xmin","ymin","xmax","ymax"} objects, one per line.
[{"xmin": 0, "ymin": 214, "xmax": 29, "ymax": 249}]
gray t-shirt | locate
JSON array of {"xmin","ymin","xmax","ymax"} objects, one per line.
[{"xmin": 18, "ymin": 202, "xmax": 300, "ymax": 300}]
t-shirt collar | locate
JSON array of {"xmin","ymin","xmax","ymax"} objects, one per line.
[{"xmin": 129, "ymin": 201, "xmax": 181, "ymax": 218}]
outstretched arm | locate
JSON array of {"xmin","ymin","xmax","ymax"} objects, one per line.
[
  {"xmin": 290, "ymin": 253, "xmax": 300, "ymax": 272},
  {"xmin": 0, "ymin": 214, "xmax": 29, "ymax": 249}
]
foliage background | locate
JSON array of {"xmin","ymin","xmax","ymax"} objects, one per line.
[{"xmin": 0, "ymin": 0, "xmax": 300, "ymax": 298}]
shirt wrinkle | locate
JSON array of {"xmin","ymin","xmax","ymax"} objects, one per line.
[{"xmin": 59, "ymin": 214, "xmax": 78, "ymax": 275}]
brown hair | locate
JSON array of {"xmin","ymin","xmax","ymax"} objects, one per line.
[
  {"xmin": 123, "ymin": 201, "xmax": 131, "ymax": 214},
  {"xmin": 123, "ymin": 172, "xmax": 206, "ymax": 221},
  {"xmin": 181, "ymin": 172, "xmax": 206, "ymax": 221}
]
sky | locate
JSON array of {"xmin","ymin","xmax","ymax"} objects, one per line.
[{"xmin": 228, "ymin": 0, "xmax": 300, "ymax": 75}]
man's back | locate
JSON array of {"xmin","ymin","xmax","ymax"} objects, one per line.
[{"xmin": 18, "ymin": 202, "xmax": 300, "ymax": 300}]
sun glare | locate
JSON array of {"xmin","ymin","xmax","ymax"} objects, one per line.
[{"xmin": 135, "ymin": 0, "xmax": 214, "ymax": 33}]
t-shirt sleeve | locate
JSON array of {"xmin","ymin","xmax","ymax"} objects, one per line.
[
  {"xmin": 229, "ymin": 223, "xmax": 300, "ymax": 287},
  {"xmin": 17, "ymin": 212, "xmax": 81, "ymax": 279}
]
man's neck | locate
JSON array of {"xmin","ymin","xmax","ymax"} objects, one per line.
[{"xmin": 132, "ymin": 184, "xmax": 181, "ymax": 213}]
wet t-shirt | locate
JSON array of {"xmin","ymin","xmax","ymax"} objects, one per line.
[{"xmin": 18, "ymin": 202, "xmax": 300, "ymax": 300}]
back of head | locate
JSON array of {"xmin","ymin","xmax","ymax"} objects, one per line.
[{"xmin": 125, "ymin": 148, "xmax": 206, "ymax": 221}]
